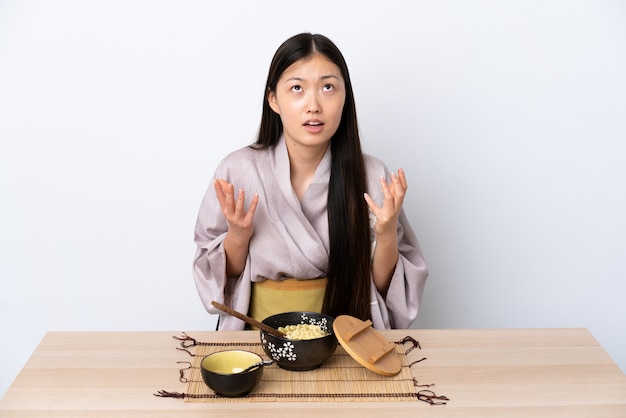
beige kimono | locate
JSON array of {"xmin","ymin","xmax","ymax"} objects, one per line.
[{"xmin": 192, "ymin": 136, "xmax": 428, "ymax": 330}]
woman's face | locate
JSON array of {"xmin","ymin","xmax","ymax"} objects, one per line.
[{"xmin": 268, "ymin": 54, "xmax": 346, "ymax": 153}]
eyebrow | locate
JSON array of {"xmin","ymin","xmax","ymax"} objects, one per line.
[{"xmin": 284, "ymin": 74, "xmax": 341, "ymax": 83}]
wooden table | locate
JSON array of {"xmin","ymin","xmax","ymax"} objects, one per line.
[{"xmin": 1, "ymin": 329, "xmax": 625, "ymax": 417}]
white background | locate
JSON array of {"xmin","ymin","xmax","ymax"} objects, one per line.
[{"xmin": 1, "ymin": 0, "xmax": 625, "ymax": 398}]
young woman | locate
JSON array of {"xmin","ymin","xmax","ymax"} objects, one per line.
[{"xmin": 193, "ymin": 33, "xmax": 428, "ymax": 330}]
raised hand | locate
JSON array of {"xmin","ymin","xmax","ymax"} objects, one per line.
[
  {"xmin": 363, "ymin": 168, "xmax": 407, "ymax": 294},
  {"xmin": 214, "ymin": 179, "xmax": 260, "ymax": 276},
  {"xmin": 363, "ymin": 167, "xmax": 407, "ymax": 239},
  {"xmin": 214, "ymin": 179, "xmax": 259, "ymax": 241}
]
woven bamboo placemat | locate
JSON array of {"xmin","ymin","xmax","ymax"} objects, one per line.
[{"xmin": 163, "ymin": 334, "xmax": 435, "ymax": 403}]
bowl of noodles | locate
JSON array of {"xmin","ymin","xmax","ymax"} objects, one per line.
[{"xmin": 260, "ymin": 312, "xmax": 338, "ymax": 371}]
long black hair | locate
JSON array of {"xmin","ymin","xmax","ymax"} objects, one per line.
[{"xmin": 254, "ymin": 33, "xmax": 371, "ymax": 321}]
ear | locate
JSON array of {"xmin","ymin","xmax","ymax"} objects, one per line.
[{"xmin": 267, "ymin": 90, "xmax": 280, "ymax": 115}]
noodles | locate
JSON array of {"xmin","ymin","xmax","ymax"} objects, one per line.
[{"xmin": 278, "ymin": 324, "xmax": 329, "ymax": 340}]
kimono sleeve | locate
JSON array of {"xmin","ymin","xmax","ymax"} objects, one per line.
[
  {"xmin": 370, "ymin": 208, "xmax": 428, "ymax": 329},
  {"xmin": 191, "ymin": 170, "xmax": 251, "ymax": 330},
  {"xmin": 364, "ymin": 155, "xmax": 428, "ymax": 329}
]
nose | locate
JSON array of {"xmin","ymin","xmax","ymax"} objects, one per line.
[{"xmin": 306, "ymin": 92, "xmax": 321, "ymax": 114}]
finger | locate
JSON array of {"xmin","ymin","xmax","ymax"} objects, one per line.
[
  {"xmin": 391, "ymin": 173, "xmax": 406, "ymax": 206},
  {"xmin": 219, "ymin": 182, "xmax": 236, "ymax": 217},
  {"xmin": 363, "ymin": 192, "xmax": 380, "ymax": 212},
  {"xmin": 389, "ymin": 172, "xmax": 406, "ymax": 200},
  {"xmin": 215, "ymin": 179, "xmax": 229, "ymax": 192},
  {"xmin": 379, "ymin": 176, "xmax": 393, "ymax": 202},
  {"xmin": 214, "ymin": 179, "xmax": 223, "ymax": 196},
  {"xmin": 226, "ymin": 182, "xmax": 236, "ymax": 203},
  {"xmin": 397, "ymin": 167, "xmax": 408, "ymax": 191},
  {"xmin": 234, "ymin": 189, "xmax": 246, "ymax": 215},
  {"xmin": 244, "ymin": 193, "xmax": 260, "ymax": 222},
  {"xmin": 214, "ymin": 180, "xmax": 228, "ymax": 208}
]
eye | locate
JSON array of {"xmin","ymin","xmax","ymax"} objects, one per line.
[
  {"xmin": 290, "ymin": 85, "xmax": 302, "ymax": 92},
  {"xmin": 322, "ymin": 84, "xmax": 334, "ymax": 92}
]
